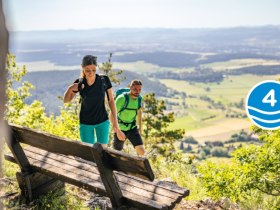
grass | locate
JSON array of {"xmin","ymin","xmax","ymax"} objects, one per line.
[{"xmin": 151, "ymin": 156, "xmax": 207, "ymax": 201}]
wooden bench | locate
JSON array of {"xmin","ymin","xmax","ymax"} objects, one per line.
[{"xmin": 4, "ymin": 124, "xmax": 189, "ymax": 210}]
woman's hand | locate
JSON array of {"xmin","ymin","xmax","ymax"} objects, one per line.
[
  {"xmin": 70, "ymin": 83, "xmax": 79, "ymax": 92},
  {"xmin": 116, "ymin": 128, "xmax": 126, "ymax": 141},
  {"xmin": 64, "ymin": 83, "xmax": 79, "ymax": 103}
]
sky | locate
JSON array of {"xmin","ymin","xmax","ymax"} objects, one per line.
[{"xmin": 3, "ymin": 0, "xmax": 280, "ymax": 31}]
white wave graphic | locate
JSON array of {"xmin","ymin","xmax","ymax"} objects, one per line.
[
  {"xmin": 247, "ymin": 106, "xmax": 280, "ymax": 115},
  {"xmin": 251, "ymin": 115, "xmax": 280, "ymax": 123}
]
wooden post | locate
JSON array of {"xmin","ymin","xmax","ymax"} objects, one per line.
[
  {"xmin": 16, "ymin": 172, "xmax": 65, "ymax": 202},
  {"xmin": 91, "ymin": 143, "xmax": 124, "ymax": 209},
  {"xmin": 5, "ymin": 127, "xmax": 33, "ymax": 174}
]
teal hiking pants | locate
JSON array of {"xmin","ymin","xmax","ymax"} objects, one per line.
[{"xmin": 79, "ymin": 120, "xmax": 110, "ymax": 144}]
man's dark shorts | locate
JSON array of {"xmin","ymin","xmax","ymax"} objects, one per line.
[{"xmin": 113, "ymin": 127, "xmax": 143, "ymax": 151}]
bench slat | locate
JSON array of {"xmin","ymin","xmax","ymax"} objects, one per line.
[
  {"xmin": 5, "ymin": 153, "xmax": 107, "ymax": 195},
  {"xmin": 11, "ymin": 124, "xmax": 154, "ymax": 181},
  {"xmin": 69, "ymin": 154, "xmax": 189, "ymax": 199},
  {"xmin": 24, "ymin": 146, "xmax": 187, "ymax": 204},
  {"xmin": 24, "ymin": 151, "xmax": 101, "ymax": 182},
  {"xmin": 106, "ymin": 150, "xmax": 154, "ymax": 181},
  {"xmin": 116, "ymin": 173, "xmax": 188, "ymax": 200},
  {"xmin": 24, "ymin": 147, "xmax": 101, "ymax": 174},
  {"xmin": 119, "ymin": 183, "xmax": 175, "ymax": 208}
]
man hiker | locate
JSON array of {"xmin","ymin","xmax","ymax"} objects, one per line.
[{"xmin": 113, "ymin": 80, "xmax": 145, "ymax": 156}]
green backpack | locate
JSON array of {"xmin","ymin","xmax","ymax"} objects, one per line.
[{"xmin": 115, "ymin": 88, "xmax": 142, "ymax": 113}]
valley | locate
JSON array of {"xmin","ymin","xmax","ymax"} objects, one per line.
[{"xmin": 10, "ymin": 27, "xmax": 280, "ymax": 144}]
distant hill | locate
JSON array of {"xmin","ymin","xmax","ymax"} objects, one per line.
[
  {"xmin": 10, "ymin": 26, "xmax": 280, "ymax": 69},
  {"xmin": 23, "ymin": 70, "xmax": 171, "ymax": 115}
]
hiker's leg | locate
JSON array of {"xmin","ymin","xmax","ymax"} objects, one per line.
[
  {"xmin": 95, "ymin": 120, "xmax": 110, "ymax": 146},
  {"xmin": 113, "ymin": 133, "xmax": 125, "ymax": 151},
  {"xmin": 125, "ymin": 127, "xmax": 144, "ymax": 155},
  {"xmin": 79, "ymin": 123, "xmax": 96, "ymax": 144}
]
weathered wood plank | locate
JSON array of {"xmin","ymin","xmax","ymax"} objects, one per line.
[
  {"xmin": 23, "ymin": 147, "xmax": 187, "ymax": 203},
  {"xmin": 24, "ymin": 147, "xmax": 101, "ymax": 175},
  {"xmin": 11, "ymin": 124, "xmax": 154, "ymax": 180},
  {"xmin": 24, "ymin": 151, "xmax": 101, "ymax": 182},
  {"xmin": 105, "ymin": 148, "xmax": 154, "ymax": 181},
  {"xmin": 119, "ymin": 182, "xmax": 174, "ymax": 207},
  {"xmin": 29, "ymin": 158, "xmax": 107, "ymax": 195},
  {"xmin": 116, "ymin": 173, "xmax": 189, "ymax": 199},
  {"xmin": 5, "ymin": 153, "xmax": 107, "ymax": 195},
  {"xmin": 68, "ymin": 154, "xmax": 188, "ymax": 199},
  {"xmin": 92, "ymin": 143, "xmax": 123, "ymax": 209},
  {"xmin": 5, "ymin": 128, "xmax": 32, "ymax": 174},
  {"xmin": 11, "ymin": 124, "xmax": 94, "ymax": 162}
]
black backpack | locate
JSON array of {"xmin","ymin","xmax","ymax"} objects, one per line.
[{"xmin": 77, "ymin": 74, "xmax": 109, "ymax": 102}]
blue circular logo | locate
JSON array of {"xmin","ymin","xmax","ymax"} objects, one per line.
[{"xmin": 246, "ymin": 80, "xmax": 280, "ymax": 130}]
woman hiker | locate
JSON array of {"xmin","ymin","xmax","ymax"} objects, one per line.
[{"xmin": 63, "ymin": 55, "xmax": 125, "ymax": 146}]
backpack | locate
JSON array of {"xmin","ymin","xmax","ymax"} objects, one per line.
[{"xmin": 115, "ymin": 88, "xmax": 142, "ymax": 113}]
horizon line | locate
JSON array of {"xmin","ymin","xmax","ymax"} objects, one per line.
[{"xmin": 8, "ymin": 24, "xmax": 280, "ymax": 33}]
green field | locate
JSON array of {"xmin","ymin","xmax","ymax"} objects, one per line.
[
  {"xmin": 161, "ymin": 74, "xmax": 280, "ymax": 105},
  {"xmin": 113, "ymin": 61, "xmax": 194, "ymax": 73},
  {"xmin": 202, "ymin": 58, "xmax": 280, "ymax": 72},
  {"xmin": 160, "ymin": 74, "xmax": 280, "ymax": 142}
]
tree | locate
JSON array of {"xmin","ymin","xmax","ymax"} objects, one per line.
[
  {"xmin": 142, "ymin": 93, "xmax": 185, "ymax": 160},
  {"xmin": 0, "ymin": 0, "xmax": 9, "ymax": 182},
  {"xmin": 0, "ymin": 3, "xmax": 8, "ymax": 209},
  {"xmin": 98, "ymin": 52, "xmax": 125, "ymax": 85},
  {"xmin": 197, "ymin": 125, "xmax": 280, "ymax": 209}
]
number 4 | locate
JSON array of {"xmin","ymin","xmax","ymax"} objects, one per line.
[{"xmin": 262, "ymin": 89, "xmax": 277, "ymax": 107}]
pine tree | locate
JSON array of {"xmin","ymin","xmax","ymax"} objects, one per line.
[
  {"xmin": 98, "ymin": 52, "xmax": 125, "ymax": 85},
  {"xmin": 142, "ymin": 93, "xmax": 185, "ymax": 160}
]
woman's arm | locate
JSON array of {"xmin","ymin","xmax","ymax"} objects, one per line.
[
  {"xmin": 63, "ymin": 83, "xmax": 78, "ymax": 103},
  {"xmin": 107, "ymin": 88, "xmax": 126, "ymax": 140}
]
